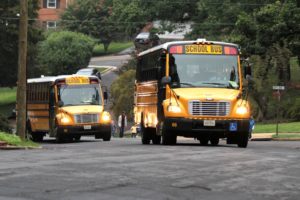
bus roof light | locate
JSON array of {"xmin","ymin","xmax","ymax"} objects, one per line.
[
  {"xmin": 169, "ymin": 46, "xmax": 183, "ymax": 54},
  {"xmin": 224, "ymin": 46, "xmax": 238, "ymax": 55},
  {"xmin": 196, "ymin": 38, "xmax": 206, "ymax": 43}
]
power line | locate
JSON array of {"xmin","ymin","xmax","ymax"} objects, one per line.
[
  {"xmin": 140, "ymin": 0, "xmax": 273, "ymax": 6},
  {"xmin": 0, "ymin": 17, "xmax": 238, "ymax": 26}
]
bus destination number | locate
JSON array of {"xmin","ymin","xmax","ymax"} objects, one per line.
[{"xmin": 185, "ymin": 45, "xmax": 222, "ymax": 55}]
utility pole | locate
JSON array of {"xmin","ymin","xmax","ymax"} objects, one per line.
[{"xmin": 16, "ymin": 0, "xmax": 28, "ymax": 140}]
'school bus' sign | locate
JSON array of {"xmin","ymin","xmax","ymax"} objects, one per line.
[
  {"xmin": 185, "ymin": 45, "xmax": 223, "ymax": 55},
  {"xmin": 66, "ymin": 76, "xmax": 90, "ymax": 85}
]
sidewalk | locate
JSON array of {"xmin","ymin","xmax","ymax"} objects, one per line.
[
  {"xmin": 251, "ymin": 133, "xmax": 273, "ymax": 141},
  {"xmin": 251, "ymin": 133, "xmax": 300, "ymax": 141}
]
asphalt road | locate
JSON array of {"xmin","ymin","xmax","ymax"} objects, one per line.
[{"xmin": 0, "ymin": 138, "xmax": 299, "ymax": 200}]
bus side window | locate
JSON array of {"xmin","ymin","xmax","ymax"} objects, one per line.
[{"xmin": 49, "ymin": 86, "xmax": 55, "ymax": 108}]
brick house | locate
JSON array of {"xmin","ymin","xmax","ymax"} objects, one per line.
[{"xmin": 38, "ymin": 0, "xmax": 74, "ymax": 29}]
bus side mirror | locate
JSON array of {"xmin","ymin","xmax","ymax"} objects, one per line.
[
  {"xmin": 96, "ymin": 72, "xmax": 101, "ymax": 80},
  {"xmin": 103, "ymin": 91, "xmax": 108, "ymax": 100},
  {"xmin": 58, "ymin": 100, "xmax": 64, "ymax": 107},
  {"xmin": 244, "ymin": 65, "xmax": 252, "ymax": 78},
  {"xmin": 161, "ymin": 76, "xmax": 171, "ymax": 86},
  {"xmin": 242, "ymin": 58, "xmax": 252, "ymax": 78}
]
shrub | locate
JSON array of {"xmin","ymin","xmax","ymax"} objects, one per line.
[{"xmin": 0, "ymin": 114, "xmax": 12, "ymax": 133}]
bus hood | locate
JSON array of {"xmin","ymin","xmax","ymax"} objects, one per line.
[
  {"xmin": 60, "ymin": 105, "xmax": 104, "ymax": 115},
  {"xmin": 173, "ymin": 88, "xmax": 240, "ymax": 101}
]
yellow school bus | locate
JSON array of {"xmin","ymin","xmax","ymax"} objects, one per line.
[
  {"xmin": 27, "ymin": 75, "xmax": 111, "ymax": 142},
  {"xmin": 134, "ymin": 39, "xmax": 252, "ymax": 148}
]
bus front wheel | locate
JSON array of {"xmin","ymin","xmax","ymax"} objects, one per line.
[
  {"xmin": 103, "ymin": 131, "xmax": 111, "ymax": 141},
  {"xmin": 237, "ymin": 134, "xmax": 248, "ymax": 148},
  {"xmin": 162, "ymin": 123, "xmax": 176, "ymax": 145}
]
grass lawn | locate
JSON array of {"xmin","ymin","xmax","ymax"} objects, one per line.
[
  {"xmin": 97, "ymin": 67, "xmax": 109, "ymax": 73},
  {"xmin": 93, "ymin": 42, "xmax": 133, "ymax": 56},
  {"xmin": 0, "ymin": 87, "xmax": 16, "ymax": 106},
  {"xmin": 0, "ymin": 132, "xmax": 39, "ymax": 148},
  {"xmin": 0, "ymin": 87, "xmax": 16, "ymax": 118},
  {"xmin": 253, "ymin": 121, "xmax": 300, "ymax": 133},
  {"xmin": 290, "ymin": 57, "xmax": 300, "ymax": 82}
]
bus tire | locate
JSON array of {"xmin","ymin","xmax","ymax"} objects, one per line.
[
  {"xmin": 162, "ymin": 124, "xmax": 176, "ymax": 145},
  {"xmin": 141, "ymin": 128, "xmax": 151, "ymax": 144},
  {"xmin": 199, "ymin": 137, "xmax": 209, "ymax": 146},
  {"xmin": 55, "ymin": 127, "xmax": 65, "ymax": 143},
  {"xmin": 237, "ymin": 134, "xmax": 248, "ymax": 148},
  {"xmin": 103, "ymin": 131, "xmax": 111, "ymax": 141},
  {"xmin": 141, "ymin": 113, "xmax": 150, "ymax": 144},
  {"xmin": 32, "ymin": 133, "xmax": 44, "ymax": 142},
  {"xmin": 210, "ymin": 136, "xmax": 219, "ymax": 146},
  {"xmin": 26, "ymin": 122, "xmax": 43, "ymax": 142},
  {"xmin": 152, "ymin": 135, "xmax": 161, "ymax": 145},
  {"xmin": 73, "ymin": 135, "xmax": 81, "ymax": 142}
]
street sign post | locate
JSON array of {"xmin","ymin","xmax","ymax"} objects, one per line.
[{"xmin": 272, "ymin": 85, "xmax": 285, "ymax": 137}]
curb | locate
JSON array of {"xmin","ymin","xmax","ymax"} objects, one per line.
[
  {"xmin": 0, "ymin": 146, "xmax": 42, "ymax": 150},
  {"xmin": 272, "ymin": 138, "xmax": 300, "ymax": 141},
  {"xmin": 251, "ymin": 138, "xmax": 273, "ymax": 141}
]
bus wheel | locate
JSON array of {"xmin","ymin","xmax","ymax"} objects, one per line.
[
  {"xmin": 32, "ymin": 133, "xmax": 44, "ymax": 142},
  {"xmin": 210, "ymin": 136, "xmax": 219, "ymax": 146},
  {"xmin": 152, "ymin": 135, "xmax": 161, "ymax": 145},
  {"xmin": 199, "ymin": 137, "xmax": 209, "ymax": 146},
  {"xmin": 73, "ymin": 135, "xmax": 81, "ymax": 142},
  {"xmin": 237, "ymin": 133, "xmax": 248, "ymax": 148},
  {"xmin": 103, "ymin": 131, "xmax": 111, "ymax": 141},
  {"xmin": 141, "ymin": 128, "xmax": 151, "ymax": 144},
  {"xmin": 162, "ymin": 124, "xmax": 176, "ymax": 145},
  {"xmin": 55, "ymin": 128, "xmax": 65, "ymax": 143}
]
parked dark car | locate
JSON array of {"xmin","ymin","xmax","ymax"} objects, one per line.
[
  {"xmin": 134, "ymin": 32, "xmax": 160, "ymax": 52},
  {"xmin": 76, "ymin": 68, "xmax": 101, "ymax": 80}
]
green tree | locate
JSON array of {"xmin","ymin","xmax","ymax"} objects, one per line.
[
  {"xmin": 0, "ymin": 0, "xmax": 43, "ymax": 86},
  {"xmin": 61, "ymin": 0, "xmax": 116, "ymax": 52},
  {"xmin": 110, "ymin": 69, "xmax": 135, "ymax": 120},
  {"xmin": 38, "ymin": 31, "xmax": 95, "ymax": 75}
]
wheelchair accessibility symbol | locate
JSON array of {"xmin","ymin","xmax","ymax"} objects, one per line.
[{"xmin": 229, "ymin": 122, "xmax": 238, "ymax": 132}]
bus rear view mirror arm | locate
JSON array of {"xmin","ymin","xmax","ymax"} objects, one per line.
[
  {"xmin": 161, "ymin": 76, "xmax": 172, "ymax": 86},
  {"xmin": 58, "ymin": 100, "xmax": 64, "ymax": 107}
]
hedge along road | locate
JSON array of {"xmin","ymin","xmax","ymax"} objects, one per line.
[{"xmin": 0, "ymin": 138, "xmax": 299, "ymax": 200}]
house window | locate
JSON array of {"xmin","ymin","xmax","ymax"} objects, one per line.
[
  {"xmin": 47, "ymin": 0, "xmax": 57, "ymax": 8},
  {"xmin": 47, "ymin": 21, "xmax": 57, "ymax": 29}
]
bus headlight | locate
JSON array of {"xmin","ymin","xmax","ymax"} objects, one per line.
[
  {"xmin": 101, "ymin": 112, "xmax": 111, "ymax": 122},
  {"xmin": 236, "ymin": 106, "xmax": 248, "ymax": 115},
  {"xmin": 60, "ymin": 116, "xmax": 71, "ymax": 124},
  {"xmin": 167, "ymin": 105, "xmax": 181, "ymax": 113}
]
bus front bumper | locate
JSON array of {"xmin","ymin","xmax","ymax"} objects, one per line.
[
  {"xmin": 57, "ymin": 124, "xmax": 111, "ymax": 136},
  {"xmin": 164, "ymin": 118, "xmax": 250, "ymax": 138}
]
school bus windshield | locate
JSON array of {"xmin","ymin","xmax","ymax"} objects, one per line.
[
  {"xmin": 170, "ymin": 54, "xmax": 239, "ymax": 89},
  {"xmin": 58, "ymin": 84, "xmax": 102, "ymax": 106}
]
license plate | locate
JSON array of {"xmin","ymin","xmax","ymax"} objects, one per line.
[
  {"xmin": 84, "ymin": 125, "xmax": 92, "ymax": 130},
  {"xmin": 204, "ymin": 120, "xmax": 216, "ymax": 127}
]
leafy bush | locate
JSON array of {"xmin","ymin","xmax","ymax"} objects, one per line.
[
  {"xmin": 287, "ymin": 98, "xmax": 300, "ymax": 121},
  {"xmin": 38, "ymin": 31, "xmax": 95, "ymax": 75},
  {"xmin": 0, "ymin": 114, "xmax": 12, "ymax": 133}
]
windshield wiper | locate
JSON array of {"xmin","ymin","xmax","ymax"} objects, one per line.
[
  {"xmin": 202, "ymin": 82, "xmax": 228, "ymax": 87},
  {"xmin": 202, "ymin": 82, "xmax": 238, "ymax": 89},
  {"xmin": 63, "ymin": 104, "xmax": 76, "ymax": 106},
  {"xmin": 180, "ymin": 82, "xmax": 197, "ymax": 87}
]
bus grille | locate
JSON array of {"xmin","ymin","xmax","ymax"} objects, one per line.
[
  {"xmin": 189, "ymin": 101, "xmax": 230, "ymax": 116},
  {"xmin": 74, "ymin": 114, "xmax": 99, "ymax": 124}
]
